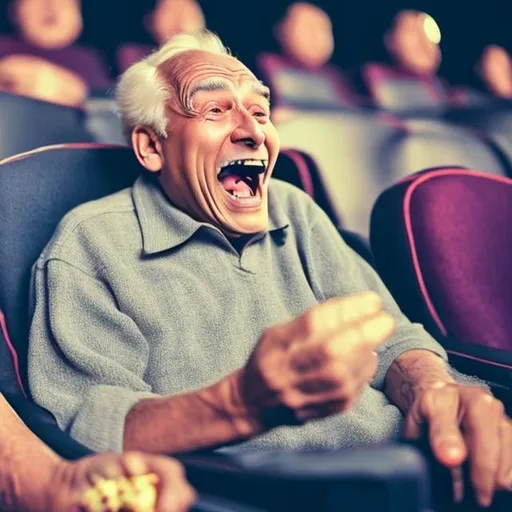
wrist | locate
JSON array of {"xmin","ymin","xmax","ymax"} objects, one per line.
[
  {"xmin": 7, "ymin": 457, "xmax": 61, "ymax": 512},
  {"xmin": 216, "ymin": 370, "xmax": 267, "ymax": 438}
]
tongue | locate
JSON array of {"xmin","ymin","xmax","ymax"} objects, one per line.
[{"xmin": 220, "ymin": 175, "xmax": 253, "ymax": 197}]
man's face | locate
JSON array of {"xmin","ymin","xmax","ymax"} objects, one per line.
[
  {"xmin": 149, "ymin": 0, "xmax": 205, "ymax": 45},
  {"xmin": 278, "ymin": 3, "xmax": 334, "ymax": 69},
  {"xmin": 136, "ymin": 50, "xmax": 280, "ymax": 237},
  {"xmin": 13, "ymin": 0, "xmax": 82, "ymax": 49},
  {"xmin": 387, "ymin": 12, "xmax": 441, "ymax": 76}
]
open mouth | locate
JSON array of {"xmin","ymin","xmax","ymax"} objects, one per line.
[{"xmin": 217, "ymin": 159, "xmax": 268, "ymax": 205}]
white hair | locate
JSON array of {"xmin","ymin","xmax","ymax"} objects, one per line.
[{"xmin": 116, "ymin": 30, "xmax": 230, "ymax": 138}]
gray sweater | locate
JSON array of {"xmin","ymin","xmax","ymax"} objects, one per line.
[{"xmin": 29, "ymin": 175, "xmax": 450, "ymax": 453}]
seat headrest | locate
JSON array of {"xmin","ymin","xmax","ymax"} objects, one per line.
[
  {"xmin": 371, "ymin": 168, "xmax": 512, "ymax": 358},
  {"xmin": 362, "ymin": 63, "xmax": 447, "ymax": 111},
  {"xmin": 0, "ymin": 92, "xmax": 94, "ymax": 161},
  {"xmin": 257, "ymin": 53, "xmax": 355, "ymax": 109}
]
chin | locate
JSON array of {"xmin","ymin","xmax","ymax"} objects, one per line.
[{"xmin": 227, "ymin": 211, "xmax": 269, "ymax": 235}]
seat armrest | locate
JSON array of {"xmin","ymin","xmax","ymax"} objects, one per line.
[
  {"xmin": 3, "ymin": 393, "xmax": 93, "ymax": 460},
  {"xmin": 180, "ymin": 445, "xmax": 429, "ymax": 512}
]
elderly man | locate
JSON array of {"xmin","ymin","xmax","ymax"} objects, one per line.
[
  {"xmin": 0, "ymin": 394, "xmax": 195, "ymax": 511},
  {"xmin": 28, "ymin": 30, "xmax": 512, "ymax": 509}
]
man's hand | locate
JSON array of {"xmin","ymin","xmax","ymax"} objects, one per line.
[
  {"xmin": 403, "ymin": 383, "xmax": 512, "ymax": 508},
  {"xmin": 236, "ymin": 291, "xmax": 395, "ymax": 425},
  {"xmin": 49, "ymin": 452, "xmax": 197, "ymax": 512}
]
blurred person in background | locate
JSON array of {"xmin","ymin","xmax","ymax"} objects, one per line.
[
  {"xmin": 476, "ymin": 44, "xmax": 512, "ymax": 99},
  {"xmin": 257, "ymin": 2, "xmax": 356, "ymax": 117},
  {"xmin": 274, "ymin": 1, "xmax": 334, "ymax": 70},
  {"xmin": 117, "ymin": 0, "xmax": 205, "ymax": 73},
  {"xmin": 0, "ymin": 0, "xmax": 112, "ymax": 107},
  {"xmin": 355, "ymin": 9, "xmax": 455, "ymax": 109},
  {"xmin": 0, "ymin": 393, "xmax": 196, "ymax": 511},
  {"xmin": 384, "ymin": 9, "xmax": 442, "ymax": 78}
]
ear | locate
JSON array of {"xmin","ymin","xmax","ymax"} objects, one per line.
[{"xmin": 131, "ymin": 125, "xmax": 165, "ymax": 173}]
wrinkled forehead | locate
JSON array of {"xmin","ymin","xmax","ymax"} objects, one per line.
[{"xmin": 158, "ymin": 50, "xmax": 263, "ymax": 99}]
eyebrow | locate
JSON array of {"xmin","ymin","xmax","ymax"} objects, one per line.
[{"xmin": 189, "ymin": 78, "xmax": 271, "ymax": 104}]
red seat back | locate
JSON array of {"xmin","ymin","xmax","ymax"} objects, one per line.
[{"xmin": 371, "ymin": 168, "xmax": 512, "ymax": 383}]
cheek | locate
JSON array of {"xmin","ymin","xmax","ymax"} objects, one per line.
[{"xmin": 265, "ymin": 125, "xmax": 280, "ymax": 155}]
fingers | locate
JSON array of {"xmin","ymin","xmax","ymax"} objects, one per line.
[
  {"xmin": 496, "ymin": 419, "xmax": 512, "ymax": 492},
  {"xmin": 121, "ymin": 453, "xmax": 197, "ymax": 512},
  {"xmin": 291, "ymin": 292, "xmax": 383, "ymax": 341},
  {"xmin": 79, "ymin": 453, "xmax": 197, "ymax": 512},
  {"xmin": 143, "ymin": 456, "xmax": 197, "ymax": 512},
  {"xmin": 88, "ymin": 454, "xmax": 125, "ymax": 486},
  {"xmin": 420, "ymin": 387, "xmax": 468, "ymax": 468},
  {"xmin": 463, "ymin": 394, "xmax": 503, "ymax": 507},
  {"xmin": 291, "ymin": 311, "xmax": 393, "ymax": 372}
]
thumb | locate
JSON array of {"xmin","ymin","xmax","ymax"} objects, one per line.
[{"xmin": 404, "ymin": 387, "xmax": 468, "ymax": 468}]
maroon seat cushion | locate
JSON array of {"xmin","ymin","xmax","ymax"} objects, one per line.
[{"xmin": 370, "ymin": 168, "xmax": 512, "ymax": 380}]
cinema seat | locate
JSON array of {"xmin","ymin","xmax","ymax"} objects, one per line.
[
  {"xmin": 0, "ymin": 92, "xmax": 94, "ymax": 161},
  {"xmin": 361, "ymin": 63, "xmax": 450, "ymax": 113},
  {"xmin": 0, "ymin": 143, "xmax": 428, "ymax": 512},
  {"xmin": 257, "ymin": 53, "xmax": 357, "ymax": 110},
  {"xmin": 371, "ymin": 168, "xmax": 512, "ymax": 391}
]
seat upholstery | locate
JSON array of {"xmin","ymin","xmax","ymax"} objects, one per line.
[
  {"xmin": 361, "ymin": 63, "xmax": 449, "ymax": 112},
  {"xmin": 0, "ymin": 92, "xmax": 94, "ymax": 161},
  {"xmin": 370, "ymin": 168, "xmax": 512, "ymax": 385},
  {"xmin": 257, "ymin": 53, "xmax": 356, "ymax": 110}
]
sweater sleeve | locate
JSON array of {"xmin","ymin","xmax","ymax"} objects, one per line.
[
  {"xmin": 28, "ymin": 259, "xmax": 159, "ymax": 452},
  {"xmin": 305, "ymin": 206, "xmax": 449, "ymax": 390}
]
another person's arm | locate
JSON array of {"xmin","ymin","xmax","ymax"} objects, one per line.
[
  {"xmin": 0, "ymin": 55, "xmax": 88, "ymax": 107},
  {"xmin": 0, "ymin": 393, "xmax": 196, "ymax": 511}
]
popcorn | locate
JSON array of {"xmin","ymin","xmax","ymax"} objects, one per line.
[{"xmin": 82, "ymin": 473, "xmax": 159, "ymax": 512}]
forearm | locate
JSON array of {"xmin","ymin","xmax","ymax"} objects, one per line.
[
  {"xmin": 124, "ymin": 370, "xmax": 265, "ymax": 453},
  {"xmin": 0, "ymin": 395, "xmax": 58, "ymax": 511},
  {"xmin": 384, "ymin": 349, "xmax": 455, "ymax": 414}
]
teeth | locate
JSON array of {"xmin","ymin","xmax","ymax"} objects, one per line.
[{"xmin": 221, "ymin": 159, "xmax": 268, "ymax": 168}]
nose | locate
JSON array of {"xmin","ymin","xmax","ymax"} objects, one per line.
[{"xmin": 231, "ymin": 111, "xmax": 265, "ymax": 149}]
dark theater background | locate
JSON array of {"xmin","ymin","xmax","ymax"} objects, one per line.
[
  {"xmin": 1, "ymin": 0, "xmax": 509, "ymax": 88},
  {"xmin": 67, "ymin": 0, "xmax": 512, "ymax": 86}
]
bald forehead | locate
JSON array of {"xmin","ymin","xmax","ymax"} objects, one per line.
[{"xmin": 158, "ymin": 50, "xmax": 257, "ymax": 89}]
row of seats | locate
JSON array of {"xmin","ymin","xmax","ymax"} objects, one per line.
[
  {"xmin": 2, "ymin": 143, "xmax": 512, "ymax": 509},
  {"xmin": 2, "ymin": 143, "xmax": 512, "ymax": 510},
  {"xmin": 0, "ymin": 144, "xmax": 431, "ymax": 512}
]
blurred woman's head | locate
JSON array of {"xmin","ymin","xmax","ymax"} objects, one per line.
[
  {"xmin": 477, "ymin": 45, "xmax": 512, "ymax": 98},
  {"xmin": 275, "ymin": 2, "xmax": 334, "ymax": 69},
  {"xmin": 146, "ymin": 0, "xmax": 205, "ymax": 45},
  {"xmin": 10, "ymin": 0, "xmax": 83, "ymax": 49},
  {"xmin": 385, "ymin": 10, "xmax": 441, "ymax": 76}
]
